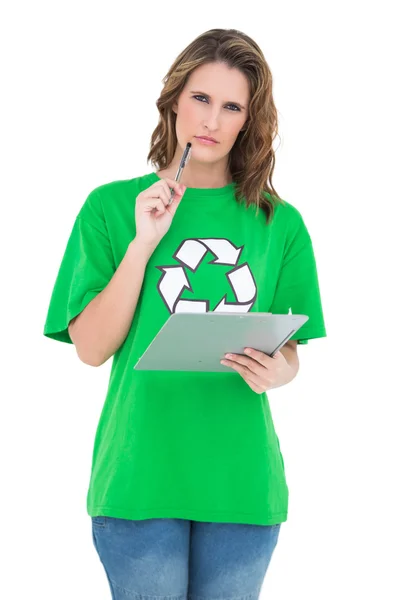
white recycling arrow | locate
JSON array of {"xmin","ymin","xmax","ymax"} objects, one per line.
[
  {"xmin": 175, "ymin": 240, "xmax": 208, "ymax": 270},
  {"xmin": 200, "ymin": 238, "xmax": 243, "ymax": 264},
  {"xmin": 175, "ymin": 238, "xmax": 243, "ymax": 269},
  {"xmin": 227, "ymin": 264, "xmax": 256, "ymax": 302},
  {"xmin": 157, "ymin": 238, "xmax": 256, "ymax": 314},
  {"xmin": 214, "ymin": 298, "xmax": 254, "ymax": 312},
  {"xmin": 175, "ymin": 299, "xmax": 208, "ymax": 313},
  {"xmin": 157, "ymin": 266, "xmax": 191, "ymax": 313}
]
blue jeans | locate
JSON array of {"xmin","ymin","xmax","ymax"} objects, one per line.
[{"xmin": 91, "ymin": 516, "xmax": 281, "ymax": 600}]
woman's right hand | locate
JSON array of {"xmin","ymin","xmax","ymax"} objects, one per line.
[{"xmin": 134, "ymin": 177, "xmax": 186, "ymax": 250}]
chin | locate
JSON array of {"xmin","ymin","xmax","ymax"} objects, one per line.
[
  {"xmin": 192, "ymin": 144, "xmax": 226, "ymax": 158},
  {"xmin": 192, "ymin": 154, "xmax": 223, "ymax": 165}
]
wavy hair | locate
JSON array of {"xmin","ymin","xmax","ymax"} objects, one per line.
[{"xmin": 147, "ymin": 28, "xmax": 285, "ymax": 224}]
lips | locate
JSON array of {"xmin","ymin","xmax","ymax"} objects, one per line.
[{"xmin": 195, "ymin": 136, "xmax": 218, "ymax": 143}]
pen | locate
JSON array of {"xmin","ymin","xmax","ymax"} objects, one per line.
[{"xmin": 167, "ymin": 142, "xmax": 192, "ymax": 205}]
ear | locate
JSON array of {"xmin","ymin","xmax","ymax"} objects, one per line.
[{"xmin": 172, "ymin": 101, "xmax": 178, "ymax": 114}]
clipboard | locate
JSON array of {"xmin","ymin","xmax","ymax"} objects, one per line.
[{"xmin": 133, "ymin": 312, "xmax": 309, "ymax": 373}]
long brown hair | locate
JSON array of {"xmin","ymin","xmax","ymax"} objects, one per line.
[{"xmin": 147, "ymin": 28, "xmax": 285, "ymax": 224}]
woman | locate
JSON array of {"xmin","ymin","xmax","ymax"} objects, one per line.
[{"xmin": 44, "ymin": 28, "xmax": 326, "ymax": 600}]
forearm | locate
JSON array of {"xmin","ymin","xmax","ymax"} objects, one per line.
[
  {"xmin": 69, "ymin": 238, "xmax": 154, "ymax": 366},
  {"xmin": 275, "ymin": 344, "xmax": 299, "ymax": 387},
  {"xmin": 280, "ymin": 344, "xmax": 299, "ymax": 372}
]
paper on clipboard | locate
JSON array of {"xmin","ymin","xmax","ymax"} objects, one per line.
[{"xmin": 134, "ymin": 311, "xmax": 309, "ymax": 373}]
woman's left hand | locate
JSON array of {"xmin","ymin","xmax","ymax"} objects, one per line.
[{"xmin": 220, "ymin": 347, "xmax": 296, "ymax": 394}]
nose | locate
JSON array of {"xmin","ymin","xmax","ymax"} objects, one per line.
[{"xmin": 202, "ymin": 108, "xmax": 220, "ymax": 131}]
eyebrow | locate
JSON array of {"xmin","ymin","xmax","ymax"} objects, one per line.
[{"xmin": 189, "ymin": 90, "xmax": 246, "ymax": 110}]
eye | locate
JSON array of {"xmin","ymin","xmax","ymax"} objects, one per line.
[{"xmin": 192, "ymin": 95, "xmax": 241, "ymax": 112}]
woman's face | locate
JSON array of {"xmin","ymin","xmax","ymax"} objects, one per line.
[{"xmin": 172, "ymin": 61, "xmax": 250, "ymax": 165}]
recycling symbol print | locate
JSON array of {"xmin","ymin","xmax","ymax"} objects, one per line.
[{"xmin": 156, "ymin": 238, "xmax": 257, "ymax": 314}]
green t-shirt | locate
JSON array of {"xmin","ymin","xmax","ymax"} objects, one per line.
[{"xmin": 43, "ymin": 171, "xmax": 327, "ymax": 526}]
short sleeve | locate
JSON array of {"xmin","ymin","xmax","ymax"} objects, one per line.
[
  {"xmin": 43, "ymin": 202, "xmax": 116, "ymax": 344},
  {"xmin": 269, "ymin": 211, "xmax": 327, "ymax": 345}
]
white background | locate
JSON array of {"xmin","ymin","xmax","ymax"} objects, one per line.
[{"xmin": 2, "ymin": 1, "xmax": 399, "ymax": 598}]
